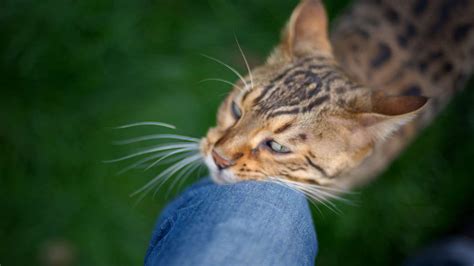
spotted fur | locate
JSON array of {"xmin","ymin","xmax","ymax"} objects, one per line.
[{"xmin": 201, "ymin": 0, "xmax": 474, "ymax": 193}]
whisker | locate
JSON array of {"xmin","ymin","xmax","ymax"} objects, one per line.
[
  {"xmin": 200, "ymin": 54, "xmax": 248, "ymax": 90},
  {"xmin": 104, "ymin": 143, "xmax": 199, "ymax": 163},
  {"xmin": 158, "ymin": 155, "xmax": 203, "ymax": 190},
  {"xmin": 152, "ymin": 155, "xmax": 202, "ymax": 199},
  {"xmin": 280, "ymin": 178, "xmax": 356, "ymax": 200},
  {"xmin": 268, "ymin": 177, "xmax": 345, "ymax": 215},
  {"xmin": 263, "ymin": 178, "xmax": 304, "ymax": 196},
  {"xmin": 117, "ymin": 150, "xmax": 177, "ymax": 175},
  {"xmin": 134, "ymin": 155, "xmax": 200, "ymax": 205},
  {"xmin": 147, "ymin": 151, "xmax": 197, "ymax": 167},
  {"xmin": 307, "ymin": 187, "xmax": 354, "ymax": 205},
  {"xmin": 144, "ymin": 148, "xmax": 195, "ymax": 170},
  {"xmin": 305, "ymin": 182, "xmax": 357, "ymax": 195},
  {"xmin": 178, "ymin": 164, "xmax": 207, "ymax": 190},
  {"xmin": 196, "ymin": 164, "xmax": 207, "ymax": 179},
  {"xmin": 234, "ymin": 35, "xmax": 254, "ymax": 90},
  {"xmin": 115, "ymin": 121, "xmax": 176, "ymax": 130},
  {"xmin": 165, "ymin": 160, "xmax": 202, "ymax": 198},
  {"xmin": 308, "ymin": 187, "xmax": 354, "ymax": 205},
  {"xmin": 264, "ymin": 178, "xmax": 324, "ymax": 216},
  {"xmin": 174, "ymin": 161, "xmax": 202, "ymax": 188},
  {"xmin": 294, "ymin": 185, "xmax": 343, "ymax": 215},
  {"xmin": 131, "ymin": 154, "xmax": 202, "ymax": 198},
  {"xmin": 291, "ymin": 185, "xmax": 342, "ymax": 215},
  {"xmin": 118, "ymin": 150, "xmax": 198, "ymax": 175},
  {"xmin": 198, "ymin": 78, "xmax": 244, "ymax": 92},
  {"xmin": 302, "ymin": 186, "xmax": 343, "ymax": 203},
  {"xmin": 285, "ymin": 180, "xmax": 349, "ymax": 202},
  {"xmin": 114, "ymin": 134, "xmax": 200, "ymax": 145},
  {"xmin": 305, "ymin": 196, "xmax": 325, "ymax": 217}
]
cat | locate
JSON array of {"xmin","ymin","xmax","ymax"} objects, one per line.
[
  {"xmin": 117, "ymin": 0, "xmax": 474, "ymax": 202},
  {"xmin": 200, "ymin": 0, "xmax": 474, "ymax": 198}
]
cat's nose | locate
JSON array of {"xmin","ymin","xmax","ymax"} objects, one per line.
[{"xmin": 211, "ymin": 149, "xmax": 234, "ymax": 170}]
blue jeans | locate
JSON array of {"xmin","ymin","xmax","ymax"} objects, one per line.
[{"xmin": 145, "ymin": 179, "xmax": 318, "ymax": 266}]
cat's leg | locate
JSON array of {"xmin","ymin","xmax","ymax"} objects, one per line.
[{"xmin": 145, "ymin": 178, "xmax": 317, "ymax": 266}]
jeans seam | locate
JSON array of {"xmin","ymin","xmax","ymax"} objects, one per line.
[{"xmin": 146, "ymin": 199, "xmax": 204, "ymax": 265}]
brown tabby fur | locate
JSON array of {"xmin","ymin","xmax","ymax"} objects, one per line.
[{"xmin": 200, "ymin": 0, "xmax": 474, "ymax": 193}]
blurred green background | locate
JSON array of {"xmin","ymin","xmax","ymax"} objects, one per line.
[{"xmin": 1, "ymin": 0, "xmax": 473, "ymax": 265}]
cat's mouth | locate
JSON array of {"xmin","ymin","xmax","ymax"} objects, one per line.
[
  {"xmin": 200, "ymin": 137, "xmax": 237, "ymax": 184},
  {"xmin": 204, "ymin": 154, "xmax": 239, "ymax": 184}
]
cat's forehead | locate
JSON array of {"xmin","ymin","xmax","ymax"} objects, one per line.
[{"xmin": 237, "ymin": 56, "xmax": 359, "ymax": 118}]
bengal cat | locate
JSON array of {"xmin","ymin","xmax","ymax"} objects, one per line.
[
  {"xmin": 201, "ymin": 0, "xmax": 474, "ymax": 194},
  {"xmin": 118, "ymin": 0, "xmax": 474, "ymax": 202}
]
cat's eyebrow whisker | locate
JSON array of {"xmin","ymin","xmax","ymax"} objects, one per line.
[
  {"xmin": 200, "ymin": 54, "xmax": 249, "ymax": 90},
  {"xmin": 113, "ymin": 134, "xmax": 200, "ymax": 145},
  {"xmin": 131, "ymin": 154, "xmax": 202, "ymax": 199},
  {"xmin": 114, "ymin": 121, "xmax": 176, "ymax": 130},
  {"xmin": 103, "ymin": 143, "xmax": 199, "ymax": 163},
  {"xmin": 198, "ymin": 78, "xmax": 245, "ymax": 92},
  {"xmin": 234, "ymin": 35, "xmax": 254, "ymax": 90}
]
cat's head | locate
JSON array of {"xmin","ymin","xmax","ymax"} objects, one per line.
[{"xmin": 201, "ymin": 0, "xmax": 427, "ymax": 186}]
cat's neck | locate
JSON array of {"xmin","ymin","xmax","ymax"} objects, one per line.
[{"xmin": 330, "ymin": 0, "xmax": 474, "ymax": 188}]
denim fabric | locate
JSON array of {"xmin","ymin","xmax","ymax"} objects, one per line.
[{"xmin": 145, "ymin": 179, "xmax": 317, "ymax": 266}]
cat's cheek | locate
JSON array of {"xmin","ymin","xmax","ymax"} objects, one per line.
[
  {"xmin": 205, "ymin": 127, "xmax": 222, "ymax": 142},
  {"xmin": 199, "ymin": 138, "xmax": 213, "ymax": 157},
  {"xmin": 201, "ymin": 127, "xmax": 223, "ymax": 155}
]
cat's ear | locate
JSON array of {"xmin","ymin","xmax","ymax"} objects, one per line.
[
  {"xmin": 280, "ymin": 0, "xmax": 332, "ymax": 59},
  {"xmin": 353, "ymin": 94, "xmax": 428, "ymax": 141},
  {"xmin": 331, "ymin": 94, "xmax": 429, "ymax": 146}
]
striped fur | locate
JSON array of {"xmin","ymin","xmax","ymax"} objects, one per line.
[{"xmin": 200, "ymin": 0, "xmax": 474, "ymax": 197}]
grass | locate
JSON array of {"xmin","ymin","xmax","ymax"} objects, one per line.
[{"xmin": 0, "ymin": 0, "xmax": 473, "ymax": 265}]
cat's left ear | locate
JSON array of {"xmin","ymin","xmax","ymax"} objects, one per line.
[{"xmin": 280, "ymin": 0, "xmax": 332, "ymax": 59}]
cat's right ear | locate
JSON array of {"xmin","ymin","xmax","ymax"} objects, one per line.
[
  {"xmin": 330, "ymin": 93, "xmax": 428, "ymax": 147},
  {"xmin": 277, "ymin": 0, "xmax": 332, "ymax": 60}
]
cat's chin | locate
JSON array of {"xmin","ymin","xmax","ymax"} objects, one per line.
[
  {"xmin": 204, "ymin": 154, "xmax": 239, "ymax": 185},
  {"xmin": 210, "ymin": 172, "xmax": 239, "ymax": 185}
]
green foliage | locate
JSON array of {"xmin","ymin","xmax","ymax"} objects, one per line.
[{"xmin": 0, "ymin": 0, "xmax": 472, "ymax": 265}]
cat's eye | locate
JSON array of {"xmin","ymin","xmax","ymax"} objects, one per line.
[
  {"xmin": 231, "ymin": 101, "xmax": 242, "ymax": 120},
  {"xmin": 266, "ymin": 140, "xmax": 291, "ymax": 154}
]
